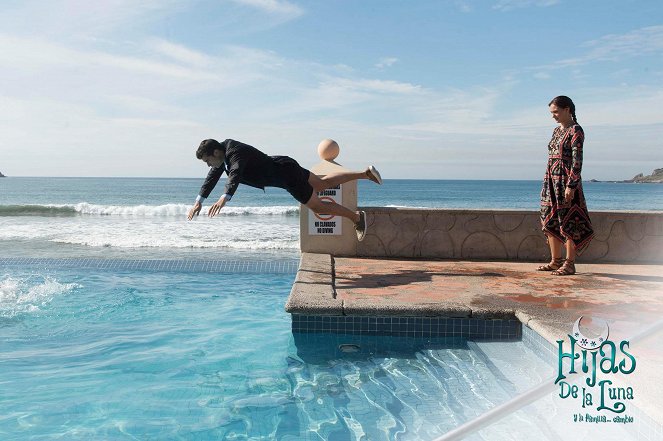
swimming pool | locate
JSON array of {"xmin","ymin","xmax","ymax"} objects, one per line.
[{"xmin": 0, "ymin": 259, "xmax": 636, "ymax": 440}]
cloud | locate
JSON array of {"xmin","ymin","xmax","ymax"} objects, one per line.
[
  {"xmin": 105, "ymin": 95, "xmax": 182, "ymax": 114},
  {"xmin": 582, "ymin": 25, "xmax": 663, "ymax": 60},
  {"xmin": 0, "ymin": 33, "xmax": 291, "ymax": 176},
  {"xmin": 453, "ymin": 0, "xmax": 558, "ymax": 13},
  {"xmin": 231, "ymin": 74, "xmax": 427, "ymax": 129},
  {"xmin": 0, "ymin": 34, "xmax": 221, "ymax": 82},
  {"xmin": 376, "ymin": 57, "xmax": 399, "ymax": 69},
  {"xmin": 579, "ymin": 87, "xmax": 663, "ymax": 127},
  {"xmin": 492, "ymin": 0, "xmax": 559, "ymax": 11},
  {"xmin": 0, "ymin": 2, "xmax": 660, "ymax": 179},
  {"xmin": 0, "ymin": 34, "xmax": 293, "ymax": 103},
  {"xmin": 228, "ymin": 0, "xmax": 304, "ymax": 18},
  {"xmin": 534, "ymin": 25, "xmax": 663, "ymax": 70},
  {"xmin": 0, "ymin": 93, "xmax": 210, "ymax": 177},
  {"xmin": 147, "ymin": 39, "xmax": 215, "ymax": 67},
  {"xmin": 0, "ymin": 0, "xmax": 183, "ymax": 38},
  {"xmin": 454, "ymin": 1, "xmax": 474, "ymax": 13},
  {"xmin": 326, "ymin": 78, "xmax": 422, "ymax": 95}
]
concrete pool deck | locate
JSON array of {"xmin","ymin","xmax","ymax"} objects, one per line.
[{"xmin": 285, "ymin": 253, "xmax": 663, "ymax": 425}]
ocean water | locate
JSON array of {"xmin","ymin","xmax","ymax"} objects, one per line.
[{"xmin": 1, "ymin": 177, "xmax": 661, "ymax": 260}]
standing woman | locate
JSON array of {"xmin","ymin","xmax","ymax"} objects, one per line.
[{"xmin": 537, "ymin": 96, "xmax": 594, "ymax": 275}]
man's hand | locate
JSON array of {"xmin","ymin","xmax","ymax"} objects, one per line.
[
  {"xmin": 208, "ymin": 196, "xmax": 228, "ymax": 218},
  {"xmin": 564, "ymin": 187, "xmax": 575, "ymax": 204},
  {"xmin": 187, "ymin": 201, "xmax": 202, "ymax": 220}
]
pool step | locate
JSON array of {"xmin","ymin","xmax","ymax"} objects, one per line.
[
  {"xmin": 287, "ymin": 335, "xmax": 560, "ymax": 440},
  {"xmin": 468, "ymin": 340, "xmax": 554, "ymax": 393}
]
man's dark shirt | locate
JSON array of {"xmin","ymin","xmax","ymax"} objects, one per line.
[{"xmin": 198, "ymin": 139, "xmax": 295, "ymax": 198}]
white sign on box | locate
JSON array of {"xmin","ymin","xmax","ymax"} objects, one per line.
[{"xmin": 308, "ymin": 185, "xmax": 342, "ymax": 235}]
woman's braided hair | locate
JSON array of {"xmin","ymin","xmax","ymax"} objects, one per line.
[{"xmin": 549, "ymin": 95, "xmax": 578, "ymax": 124}]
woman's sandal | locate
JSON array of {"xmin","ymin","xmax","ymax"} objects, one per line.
[
  {"xmin": 536, "ymin": 257, "xmax": 564, "ymax": 271},
  {"xmin": 552, "ymin": 259, "xmax": 576, "ymax": 276}
]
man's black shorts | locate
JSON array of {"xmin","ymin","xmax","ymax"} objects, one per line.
[{"xmin": 271, "ymin": 156, "xmax": 314, "ymax": 204}]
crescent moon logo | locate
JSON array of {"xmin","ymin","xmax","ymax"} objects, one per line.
[{"xmin": 572, "ymin": 316, "xmax": 610, "ymax": 350}]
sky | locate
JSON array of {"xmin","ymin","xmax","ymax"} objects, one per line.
[{"xmin": 0, "ymin": 0, "xmax": 662, "ymax": 180}]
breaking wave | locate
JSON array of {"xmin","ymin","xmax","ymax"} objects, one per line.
[{"xmin": 0, "ymin": 203, "xmax": 300, "ymax": 217}]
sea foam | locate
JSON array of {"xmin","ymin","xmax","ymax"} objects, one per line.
[{"xmin": 0, "ymin": 276, "xmax": 80, "ymax": 317}]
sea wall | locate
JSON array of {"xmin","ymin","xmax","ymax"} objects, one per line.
[{"xmin": 355, "ymin": 208, "xmax": 663, "ymax": 263}]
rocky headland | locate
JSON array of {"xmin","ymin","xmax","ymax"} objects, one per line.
[
  {"xmin": 627, "ymin": 168, "xmax": 663, "ymax": 183},
  {"xmin": 590, "ymin": 168, "xmax": 663, "ymax": 183}
]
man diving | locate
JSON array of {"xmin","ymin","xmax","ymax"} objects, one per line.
[{"xmin": 187, "ymin": 139, "xmax": 382, "ymax": 241}]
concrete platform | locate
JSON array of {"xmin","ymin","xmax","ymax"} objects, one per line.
[{"xmin": 285, "ymin": 253, "xmax": 663, "ymax": 424}]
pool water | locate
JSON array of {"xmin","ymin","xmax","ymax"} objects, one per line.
[{"xmin": 0, "ymin": 262, "xmax": 591, "ymax": 440}]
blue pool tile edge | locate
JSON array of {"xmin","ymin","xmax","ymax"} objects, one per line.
[
  {"xmin": 0, "ymin": 258, "xmax": 300, "ymax": 274},
  {"xmin": 291, "ymin": 315, "xmax": 522, "ymax": 341}
]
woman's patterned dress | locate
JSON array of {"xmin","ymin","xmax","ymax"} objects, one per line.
[{"xmin": 540, "ymin": 124, "xmax": 594, "ymax": 254}]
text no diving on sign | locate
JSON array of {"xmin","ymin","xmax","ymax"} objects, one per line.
[{"xmin": 308, "ymin": 185, "xmax": 342, "ymax": 235}]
